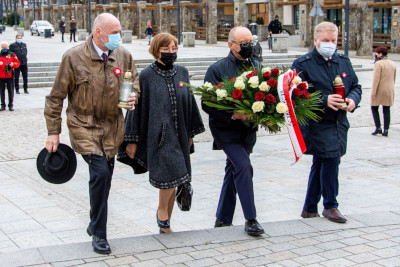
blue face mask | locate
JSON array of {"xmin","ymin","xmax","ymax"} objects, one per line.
[
  {"xmin": 1, "ymin": 49, "xmax": 8, "ymax": 53},
  {"xmin": 16, "ymin": 39, "xmax": 22, "ymax": 44},
  {"xmin": 102, "ymin": 30, "xmax": 121, "ymax": 51},
  {"xmin": 317, "ymin": 42, "xmax": 336, "ymax": 58}
]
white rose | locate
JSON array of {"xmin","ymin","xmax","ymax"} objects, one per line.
[
  {"xmin": 248, "ymin": 76, "xmax": 259, "ymax": 88},
  {"xmin": 252, "ymin": 101, "xmax": 265, "ymax": 113},
  {"xmin": 292, "ymin": 76, "xmax": 302, "ymax": 85},
  {"xmin": 262, "ymin": 67, "xmax": 271, "ymax": 74},
  {"xmin": 276, "ymin": 102, "xmax": 288, "ymax": 113},
  {"xmin": 241, "ymin": 71, "xmax": 252, "ymax": 79},
  {"xmin": 259, "ymin": 81, "xmax": 270, "ymax": 92},
  {"xmin": 234, "ymin": 79, "xmax": 245, "ymax": 90},
  {"xmin": 203, "ymin": 82, "xmax": 214, "ymax": 89},
  {"xmin": 216, "ymin": 89, "xmax": 227, "ymax": 98}
]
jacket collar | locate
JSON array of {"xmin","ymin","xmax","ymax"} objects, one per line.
[
  {"xmin": 228, "ymin": 50, "xmax": 254, "ymax": 67},
  {"xmin": 312, "ymin": 48, "xmax": 339, "ymax": 65},
  {"xmin": 85, "ymin": 34, "xmax": 116, "ymax": 62}
]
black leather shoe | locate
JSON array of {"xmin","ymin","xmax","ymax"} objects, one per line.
[
  {"xmin": 92, "ymin": 235, "xmax": 111, "ymax": 254},
  {"xmin": 372, "ymin": 128, "xmax": 382, "ymax": 135},
  {"xmin": 16, "ymin": 90, "xmax": 20, "ymax": 94},
  {"xmin": 24, "ymin": 90, "xmax": 29, "ymax": 94},
  {"xmin": 86, "ymin": 224, "xmax": 92, "ymax": 236},
  {"xmin": 0, "ymin": 107, "xmax": 5, "ymax": 111},
  {"xmin": 156, "ymin": 210, "xmax": 170, "ymax": 234},
  {"xmin": 245, "ymin": 219, "xmax": 264, "ymax": 236},
  {"xmin": 214, "ymin": 218, "xmax": 233, "ymax": 228},
  {"xmin": 9, "ymin": 108, "xmax": 14, "ymax": 111},
  {"xmin": 382, "ymin": 129, "xmax": 389, "ymax": 137}
]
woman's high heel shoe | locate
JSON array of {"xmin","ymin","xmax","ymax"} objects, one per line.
[
  {"xmin": 156, "ymin": 211, "xmax": 170, "ymax": 234},
  {"xmin": 371, "ymin": 128, "xmax": 382, "ymax": 135}
]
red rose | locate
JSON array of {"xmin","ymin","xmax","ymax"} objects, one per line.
[
  {"xmin": 255, "ymin": 92, "xmax": 265, "ymax": 101},
  {"xmin": 267, "ymin": 79, "xmax": 277, "ymax": 88},
  {"xmin": 253, "ymin": 69, "xmax": 258, "ymax": 75},
  {"xmin": 246, "ymin": 71, "xmax": 255, "ymax": 79},
  {"xmin": 297, "ymin": 82, "xmax": 307, "ymax": 90},
  {"xmin": 293, "ymin": 88, "xmax": 302, "ymax": 96},
  {"xmin": 215, "ymin": 83, "xmax": 223, "ymax": 88},
  {"xmin": 229, "ymin": 77, "xmax": 235, "ymax": 82},
  {"xmin": 301, "ymin": 90, "xmax": 310, "ymax": 99},
  {"xmin": 232, "ymin": 89, "xmax": 243, "ymax": 100},
  {"xmin": 271, "ymin": 68, "xmax": 280, "ymax": 77},
  {"xmin": 266, "ymin": 94, "xmax": 276, "ymax": 104},
  {"xmin": 263, "ymin": 72, "xmax": 271, "ymax": 80}
]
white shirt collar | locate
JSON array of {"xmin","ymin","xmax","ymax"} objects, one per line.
[{"xmin": 92, "ymin": 39, "xmax": 108, "ymax": 59}]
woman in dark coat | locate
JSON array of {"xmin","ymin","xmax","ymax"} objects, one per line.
[
  {"xmin": 118, "ymin": 33, "xmax": 205, "ymax": 233},
  {"xmin": 59, "ymin": 16, "xmax": 66, "ymax": 42}
]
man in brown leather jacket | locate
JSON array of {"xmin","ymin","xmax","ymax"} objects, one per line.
[{"xmin": 44, "ymin": 13, "xmax": 140, "ymax": 254}]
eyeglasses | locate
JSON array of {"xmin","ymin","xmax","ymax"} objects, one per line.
[
  {"xmin": 160, "ymin": 47, "xmax": 178, "ymax": 52},
  {"xmin": 231, "ymin": 41, "xmax": 255, "ymax": 47}
]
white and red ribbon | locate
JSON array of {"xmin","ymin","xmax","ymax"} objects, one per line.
[{"xmin": 277, "ymin": 72, "xmax": 307, "ymax": 164}]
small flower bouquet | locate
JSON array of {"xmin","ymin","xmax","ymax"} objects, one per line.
[{"xmin": 191, "ymin": 67, "xmax": 322, "ymax": 133}]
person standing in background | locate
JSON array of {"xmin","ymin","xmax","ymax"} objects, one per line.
[
  {"xmin": 144, "ymin": 23, "xmax": 153, "ymax": 45},
  {"xmin": 9, "ymin": 34, "xmax": 28, "ymax": 94},
  {"xmin": 70, "ymin": 16, "xmax": 77, "ymax": 42},
  {"xmin": 252, "ymin": 35, "xmax": 263, "ymax": 62},
  {"xmin": 0, "ymin": 41, "xmax": 20, "ymax": 111},
  {"xmin": 59, "ymin": 16, "xmax": 66, "ymax": 42},
  {"xmin": 370, "ymin": 46, "xmax": 396, "ymax": 137}
]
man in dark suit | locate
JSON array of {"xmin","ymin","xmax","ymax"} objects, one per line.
[
  {"xmin": 9, "ymin": 34, "xmax": 28, "ymax": 94},
  {"xmin": 291, "ymin": 22, "xmax": 362, "ymax": 223},
  {"xmin": 268, "ymin": 15, "xmax": 282, "ymax": 34},
  {"xmin": 203, "ymin": 26, "xmax": 264, "ymax": 236}
]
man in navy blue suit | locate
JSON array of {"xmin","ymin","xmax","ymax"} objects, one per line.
[{"xmin": 202, "ymin": 26, "xmax": 264, "ymax": 236}]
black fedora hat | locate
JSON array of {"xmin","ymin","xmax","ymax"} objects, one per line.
[{"xmin": 36, "ymin": 143, "xmax": 77, "ymax": 184}]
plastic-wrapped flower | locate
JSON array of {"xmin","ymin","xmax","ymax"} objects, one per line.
[
  {"xmin": 248, "ymin": 76, "xmax": 259, "ymax": 88},
  {"xmin": 216, "ymin": 89, "xmax": 227, "ymax": 98},
  {"xmin": 259, "ymin": 81, "xmax": 270, "ymax": 92},
  {"xmin": 234, "ymin": 79, "xmax": 246, "ymax": 90},
  {"xmin": 252, "ymin": 101, "xmax": 265, "ymax": 113},
  {"xmin": 276, "ymin": 102, "xmax": 288, "ymax": 113},
  {"xmin": 203, "ymin": 82, "xmax": 213, "ymax": 89}
]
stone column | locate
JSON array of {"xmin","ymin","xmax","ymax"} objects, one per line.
[
  {"xmin": 24, "ymin": 8, "xmax": 32, "ymax": 30},
  {"xmin": 356, "ymin": 0, "xmax": 373, "ymax": 56},
  {"xmin": 299, "ymin": 3, "xmax": 313, "ymax": 49},
  {"xmin": 137, "ymin": 1, "xmax": 147, "ymax": 39},
  {"xmin": 181, "ymin": 1, "xmax": 192, "ymax": 33},
  {"xmin": 73, "ymin": 4, "xmax": 84, "ymax": 29},
  {"xmin": 119, "ymin": 3, "xmax": 129, "ymax": 30},
  {"xmin": 41, "ymin": 5, "xmax": 50, "ymax": 21},
  {"xmin": 51, "ymin": 5, "xmax": 58, "ymax": 32},
  {"xmin": 206, "ymin": 0, "xmax": 217, "ymax": 44},
  {"xmin": 391, "ymin": 6, "xmax": 400, "ymax": 53},
  {"xmin": 234, "ymin": 0, "xmax": 246, "ymax": 26},
  {"xmin": 158, "ymin": 2, "xmax": 170, "ymax": 33}
]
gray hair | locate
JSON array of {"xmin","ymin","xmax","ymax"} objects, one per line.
[
  {"xmin": 1, "ymin": 41, "xmax": 9, "ymax": 48},
  {"xmin": 92, "ymin": 13, "xmax": 119, "ymax": 32}
]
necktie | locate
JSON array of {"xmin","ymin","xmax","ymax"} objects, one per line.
[{"xmin": 101, "ymin": 53, "xmax": 107, "ymax": 62}]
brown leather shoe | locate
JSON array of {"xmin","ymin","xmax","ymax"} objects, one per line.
[
  {"xmin": 301, "ymin": 210, "xmax": 320, "ymax": 218},
  {"xmin": 322, "ymin": 208, "xmax": 347, "ymax": 223}
]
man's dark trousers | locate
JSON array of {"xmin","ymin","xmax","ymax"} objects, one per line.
[
  {"xmin": 303, "ymin": 156, "xmax": 341, "ymax": 213},
  {"xmin": 216, "ymin": 144, "xmax": 257, "ymax": 224},
  {"xmin": 0, "ymin": 78, "xmax": 14, "ymax": 109},
  {"xmin": 14, "ymin": 64, "xmax": 28, "ymax": 92},
  {"xmin": 83, "ymin": 154, "xmax": 114, "ymax": 239}
]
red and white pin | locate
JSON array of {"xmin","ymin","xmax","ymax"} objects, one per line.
[
  {"xmin": 179, "ymin": 82, "xmax": 184, "ymax": 87},
  {"xmin": 114, "ymin": 67, "xmax": 122, "ymax": 76},
  {"xmin": 342, "ymin": 72, "xmax": 347, "ymax": 78}
]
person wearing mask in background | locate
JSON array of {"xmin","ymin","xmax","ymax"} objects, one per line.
[
  {"xmin": 202, "ymin": 26, "xmax": 264, "ymax": 236},
  {"xmin": 252, "ymin": 35, "xmax": 263, "ymax": 62},
  {"xmin": 118, "ymin": 32, "xmax": 205, "ymax": 234},
  {"xmin": 268, "ymin": 15, "xmax": 282, "ymax": 35},
  {"xmin": 44, "ymin": 13, "xmax": 140, "ymax": 254},
  {"xmin": 70, "ymin": 15, "xmax": 77, "ymax": 42},
  {"xmin": 291, "ymin": 22, "xmax": 362, "ymax": 224},
  {"xmin": 370, "ymin": 46, "xmax": 396, "ymax": 137},
  {"xmin": 10, "ymin": 34, "xmax": 28, "ymax": 94},
  {"xmin": 0, "ymin": 41, "xmax": 20, "ymax": 111},
  {"xmin": 59, "ymin": 16, "xmax": 66, "ymax": 42},
  {"xmin": 144, "ymin": 23, "xmax": 153, "ymax": 45}
]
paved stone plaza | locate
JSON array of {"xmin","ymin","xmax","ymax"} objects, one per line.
[{"xmin": 0, "ymin": 30, "xmax": 399, "ymax": 266}]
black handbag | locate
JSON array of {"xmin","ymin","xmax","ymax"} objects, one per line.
[{"xmin": 176, "ymin": 182, "xmax": 193, "ymax": 211}]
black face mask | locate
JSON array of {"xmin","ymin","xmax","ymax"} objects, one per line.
[
  {"xmin": 1, "ymin": 49, "xmax": 8, "ymax": 54},
  {"xmin": 160, "ymin": 52, "xmax": 177, "ymax": 67},
  {"xmin": 238, "ymin": 44, "xmax": 253, "ymax": 59}
]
